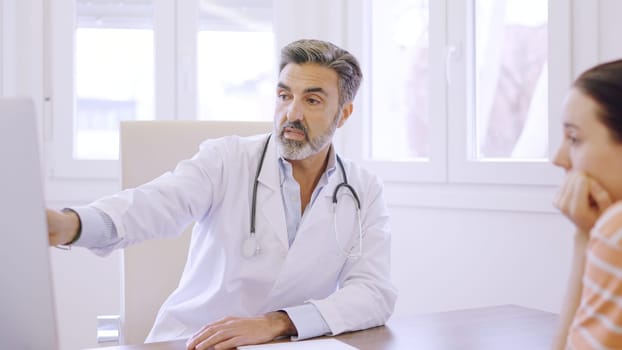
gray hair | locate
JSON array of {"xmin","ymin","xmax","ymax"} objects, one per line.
[{"xmin": 279, "ymin": 39, "xmax": 362, "ymax": 106}]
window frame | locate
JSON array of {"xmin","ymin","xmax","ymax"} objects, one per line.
[
  {"xmin": 1, "ymin": 0, "xmax": 17, "ymax": 97},
  {"xmin": 0, "ymin": 0, "xmax": 4, "ymax": 95},
  {"xmin": 446, "ymin": 0, "xmax": 569, "ymax": 185},
  {"xmin": 47, "ymin": 0, "xmax": 280, "ymax": 179},
  {"xmin": 342, "ymin": 0, "xmax": 570, "ymax": 186},
  {"xmin": 45, "ymin": 0, "xmax": 572, "ymax": 186},
  {"xmin": 48, "ymin": 0, "xmax": 176, "ymax": 179},
  {"xmin": 342, "ymin": 0, "xmax": 448, "ymax": 183}
]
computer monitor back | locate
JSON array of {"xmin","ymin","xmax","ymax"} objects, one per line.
[{"xmin": 0, "ymin": 97, "xmax": 59, "ymax": 349}]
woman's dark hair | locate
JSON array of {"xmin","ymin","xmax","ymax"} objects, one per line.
[{"xmin": 574, "ymin": 59, "xmax": 622, "ymax": 142}]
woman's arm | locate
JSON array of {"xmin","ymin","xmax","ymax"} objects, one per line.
[
  {"xmin": 551, "ymin": 172, "xmax": 613, "ymax": 349},
  {"xmin": 551, "ymin": 231, "xmax": 588, "ymax": 350}
]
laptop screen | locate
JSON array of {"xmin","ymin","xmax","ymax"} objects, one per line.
[{"xmin": 0, "ymin": 98, "xmax": 59, "ymax": 349}]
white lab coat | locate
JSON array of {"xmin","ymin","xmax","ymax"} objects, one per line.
[{"xmin": 90, "ymin": 134, "xmax": 396, "ymax": 342}]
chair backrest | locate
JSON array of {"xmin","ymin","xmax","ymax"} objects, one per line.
[{"xmin": 120, "ymin": 120, "xmax": 272, "ymax": 344}]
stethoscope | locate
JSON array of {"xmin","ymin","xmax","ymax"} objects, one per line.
[{"xmin": 242, "ymin": 134, "xmax": 363, "ymax": 259}]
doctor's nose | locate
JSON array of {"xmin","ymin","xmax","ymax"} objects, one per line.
[{"xmin": 286, "ymin": 101, "xmax": 303, "ymax": 122}]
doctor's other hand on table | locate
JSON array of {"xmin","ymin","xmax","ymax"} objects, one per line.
[{"xmin": 45, "ymin": 39, "xmax": 397, "ymax": 350}]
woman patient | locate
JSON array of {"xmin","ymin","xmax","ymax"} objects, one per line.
[{"xmin": 552, "ymin": 59, "xmax": 622, "ymax": 349}]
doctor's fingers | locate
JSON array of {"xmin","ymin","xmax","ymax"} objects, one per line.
[
  {"xmin": 187, "ymin": 317, "xmax": 247, "ymax": 350},
  {"xmin": 198, "ymin": 335, "xmax": 250, "ymax": 350},
  {"xmin": 188, "ymin": 325, "xmax": 264, "ymax": 350},
  {"xmin": 192, "ymin": 316, "xmax": 236, "ymax": 336},
  {"xmin": 46, "ymin": 209, "xmax": 64, "ymax": 245},
  {"xmin": 186, "ymin": 324, "xmax": 218, "ymax": 349},
  {"xmin": 195, "ymin": 331, "xmax": 239, "ymax": 350}
]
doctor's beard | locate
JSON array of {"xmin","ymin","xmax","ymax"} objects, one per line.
[{"xmin": 276, "ymin": 112, "xmax": 341, "ymax": 160}]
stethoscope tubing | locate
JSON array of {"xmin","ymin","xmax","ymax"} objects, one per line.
[
  {"xmin": 246, "ymin": 134, "xmax": 362, "ymax": 258},
  {"xmin": 250, "ymin": 134, "xmax": 272, "ymax": 236}
]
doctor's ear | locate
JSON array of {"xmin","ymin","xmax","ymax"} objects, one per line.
[{"xmin": 337, "ymin": 103, "xmax": 354, "ymax": 128}]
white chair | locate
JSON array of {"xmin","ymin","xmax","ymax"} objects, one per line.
[{"xmin": 119, "ymin": 120, "xmax": 272, "ymax": 344}]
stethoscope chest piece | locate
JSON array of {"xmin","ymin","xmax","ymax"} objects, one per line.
[{"xmin": 242, "ymin": 235, "xmax": 261, "ymax": 258}]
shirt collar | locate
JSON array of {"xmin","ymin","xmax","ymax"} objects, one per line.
[{"xmin": 277, "ymin": 145, "xmax": 338, "ymax": 181}]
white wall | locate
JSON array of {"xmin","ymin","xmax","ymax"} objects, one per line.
[
  {"xmin": 49, "ymin": 240, "xmax": 122, "ymax": 350},
  {"xmin": 3, "ymin": 1, "xmax": 622, "ymax": 349},
  {"xmin": 599, "ymin": 0, "xmax": 622, "ymax": 61},
  {"xmin": 390, "ymin": 206, "xmax": 574, "ymax": 316}
]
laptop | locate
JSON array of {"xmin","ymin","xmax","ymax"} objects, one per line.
[{"xmin": 0, "ymin": 98, "xmax": 59, "ymax": 349}]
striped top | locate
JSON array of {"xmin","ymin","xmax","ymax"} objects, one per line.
[{"xmin": 567, "ymin": 202, "xmax": 622, "ymax": 350}]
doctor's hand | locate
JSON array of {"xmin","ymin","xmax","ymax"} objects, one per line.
[
  {"xmin": 185, "ymin": 311, "xmax": 297, "ymax": 350},
  {"xmin": 46, "ymin": 208, "xmax": 81, "ymax": 246},
  {"xmin": 554, "ymin": 171, "xmax": 612, "ymax": 235}
]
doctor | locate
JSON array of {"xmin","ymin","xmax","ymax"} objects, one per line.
[{"xmin": 47, "ymin": 39, "xmax": 397, "ymax": 350}]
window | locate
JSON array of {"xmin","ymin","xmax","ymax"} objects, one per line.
[
  {"xmin": 48, "ymin": 0, "xmax": 275, "ymax": 178},
  {"xmin": 197, "ymin": 0, "xmax": 275, "ymax": 121},
  {"xmin": 75, "ymin": 0, "xmax": 155, "ymax": 160},
  {"xmin": 346, "ymin": 0, "xmax": 569, "ymax": 185},
  {"xmin": 348, "ymin": 0, "xmax": 446, "ymax": 182},
  {"xmin": 47, "ymin": 0, "xmax": 570, "ymax": 185},
  {"xmin": 370, "ymin": 0, "xmax": 429, "ymax": 160},
  {"xmin": 447, "ymin": 0, "xmax": 568, "ymax": 184},
  {"xmin": 0, "ymin": 0, "xmax": 3, "ymax": 96},
  {"xmin": 0, "ymin": 0, "xmax": 16, "ymax": 97},
  {"xmin": 472, "ymin": 0, "xmax": 548, "ymax": 160}
]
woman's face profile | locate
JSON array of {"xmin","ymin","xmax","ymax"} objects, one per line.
[{"xmin": 553, "ymin": 88, "xmax": 622, "ymax": 202}]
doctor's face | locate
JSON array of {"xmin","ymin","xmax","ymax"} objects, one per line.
[
  {"xmin": 553, "ymin": 88, "xmax": 622, "ymax": 202},
  {"xmin": 274, "ymin": 63, "xmax": 352, "ymax": 160}
]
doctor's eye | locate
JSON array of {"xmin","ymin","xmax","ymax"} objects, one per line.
[
  {"xmin": 306, "ymin": 96, "xmax": 323, "ymax": 106},
  {"xmin": 277, "ymin": 92, "xmax": 292, "ymax": 101}
]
